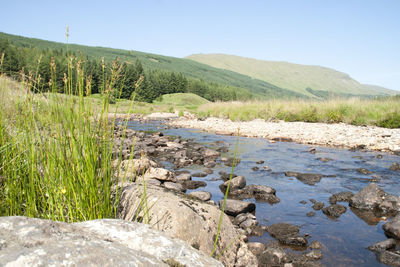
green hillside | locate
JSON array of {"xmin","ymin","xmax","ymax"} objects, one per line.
[
  {"xmin": 186, "ymin": 54, "xmax": 397, "ymax": 97},
  {"xmin": 0, "ymin": 32, "xmax": 304, "ymax": 99},
  {"xmin": 154, "ymin": 93, "xmax": 210, "ymax": 106}
]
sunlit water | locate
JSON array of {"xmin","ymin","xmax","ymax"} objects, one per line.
[{"xmin": 127, "ymin": 120, "xmax": 400, "ymax": 267}]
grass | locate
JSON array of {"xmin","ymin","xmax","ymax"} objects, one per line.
[
  {"xmin": 0, "ymin": 44, "xmax": 128, "ymax": 221},
  {"xmin": 196, "ymin": 97, "xmax": 400, "ymax": 128}
]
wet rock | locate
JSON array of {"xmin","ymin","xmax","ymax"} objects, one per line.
[
  {"xmin": 192, "ymin": 172, "xmax": 208, "ymax": 178},
  {"xmin": 119, "ymin": 183, "xmax": 257, "ymax": 266},
  {"xmin": 144, "ymin": 168, "xmax": 175, "ymax": 182},
  {"xmin": 285, "ymin": 172, "xmax": 323, "ymax": 186},
  {"xmin": 383, "ymin": 215, "xmax": 400, "ymax": 240},
  {"xmin": 203, "ymin": 148, "xmax": 220, "ymax": 159},
  {"xmin": 306, "ymin": 212, "xmax": 316, "ymax": 217},
  {"xmin": 390, "ymin": 162, "xmax": 400, "ymax": 171},
  {"xmin": 349, "ymin": 183, "xmax": 400, "ymax": 215},
  {"xmin": 176, "ymin": 173, "xmax": 192, "ymax": 182},
  {"xmin": 234, "ymin": 213, "xmax": 258, "ymax": 230},
  {"xmin": 247, "ymin": 242, "xmax": 265, "ymax": 256},
  {"xmin": 308, "ymin": 147, "xmax": 316, "ymax": 153},
  {"xmin": 262, "ymin": 165, "xmax": 271, "ymax": 171},
  {"xmin": 180, "ymin": 180, "xmax": 207, "ymax": 190},
  {"xmin": 256, "ymin": 160, "xmax": 264, "ymax": 164},
  {"xmin": 204, "ymin": 161, "xmax": 216, "ymax": 168},
  {"xmin": 375, "ymin": 250, "xmax": 400, "ymax": 267},
  {"xmin": 216, "ymin": 146, "xmax": 229, "ymax": 153},
  {"xmin": 219, "ymin": 199, "xmax": 256, "ymax": 217},
  {"xmin": 266, "ymin": 223, "xmax": 308, "ymax": 247},
  {"xmin": 189, "ymin": 191, "xmax": 212, "ymax": 201},
  {"xmin": 0, "ymin": 216, "xmax": 223, "ymax": 267},
  {"xmin": 318, "ymin": 157, "xmax": 332, "ymax": 162},
  {"xmin": 322, "ymin": 204, "xmax": 347, "ymax": 218},
  {"xmin": 219, "ymin": 176, "xmax": 246, "ymax": 192},
  {"xmin": 368, "ymin": 239, "xmax": 397, "ymax": 252},
  {"xmin": 252, "ymin": 166, "xmax": 259, "ymax": 171},
  {"xmin": 329, "ymin": 191, "xmax": 354, "ymax": 204},
  {"xmin": 272, "ymin": 137, "xmax": 293, "ymax": 142},
  {"xmin": 251, "ymin": 225, "xmax": 266, "ymax": 236},
  {"xmin": 350, "ymin": 206, "xmax": 383, "ymax": 225},
  {"xmin": 305, "ymin": 250, "xmax": 323, "ymax": 260},
  {"xmin": 163, "ymin": 182, "xmax": 185, "ymax": 192},
  {"xmin": 309, "ymin": 241, "xmax": 323, "ymax": 250},
  {"xmin": 205, "ymin": 169, "xmax": 214, "ymax": 174},
  {"xmin": 312, "ymin": 202, "xmax": 325, "ymax": 210},
  {"xmin": 118, "ymin": 157, "xmax": 158, "ymax": 178},
  {"xmin": 310, "ymin": 199, "xmax": 317, "ymax": 204},
  {"xmin": 219, "ymin": 171, "xmax": 237, "ymax": 181},
  {"xmin": 258, "ymin": 246, "xmax": 287, "ymax": 267},
  {"xmin": 357, "ymin": 168, "xmax": 373, "ymax": 175},
  {"xmin": 228, "ymin": 184, "xmax": 280, "ymax": 204},
  {"xmin": 224, "ymin": 157, "xmax": 241, "ymax": 167},
  {"xmin": 300, "ymin": 200, "xmax": 307, "ymax": 205}
]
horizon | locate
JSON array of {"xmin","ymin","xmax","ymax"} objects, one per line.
[{"xmin": 1, "ymin": 0, "xmax": 399, "ymax": 91}]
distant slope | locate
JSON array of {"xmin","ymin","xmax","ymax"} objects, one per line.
[
  {"xmin": 186, "ymin": 54, "xmax": 397, "ymax": 97},
  {"xmin": 0, "ymin": 32, "xmax": 304, "ymax": 99},
  {"xmin": 154, "ymin": 93, "xmax": 210, "ymax": 106}
]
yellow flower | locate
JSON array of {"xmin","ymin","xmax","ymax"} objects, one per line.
[{"xmin": 60, "ymin": 188, "xmax": 66, "ymax": 194}]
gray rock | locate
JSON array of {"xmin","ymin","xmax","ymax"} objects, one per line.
[
  {"xmin": 256, "ymin": 160, "xmax": 264, "ymax": 164},
  {"xmin": 192, "ymin": 172, "xmax": 208, "ymax": 178},
  {"xmin": 305, "ymin": 250, "xmax": 323, "ymax": 260},
  {"xmin": 189, "ymin": 191, "xmax": 212, "ymax": 201},
  {"xmin": 309, "ymin": 240, "xmax": 323, "ymax": 250},
  {"xmin": 144, "ymin": 168, "xmax": 176, "ymax": 182},
  {"xmin": 119, "ymin": 184, "xmax": 257, "ymax": 266},
  {"xmin": 204, "ymin": 161, "xmax": 216, "ymax": 168},
  {"xmin": 247, "ymin": 242, "xmax": 265, "ymax": 256},
  {"xmin": 383, "ymin": 216, "xmax": 400, "ymax": 240},
  {"xmin": 357, "ymin": 168, "xmax": 373, "ymax": 175},
  {"xmin": 234, "ymin": 213, "xmax": 258, "ymax": 230},
  {"xmin": 163, "ymin": 182, "xmax": 185, "ymax": 192},
  {"xmin": 329, "ymin": 191, "xmax": 354, "ymax": 204},
  {"xmin": 322, "ymin": 204, "xmax": 347, "ymax": 218},
  {"xmin": 176, "ymin": 173, "xmax": 192, "ymax": 181},
  {"xmin": 180, "ymin": 180, "xmax": 207, "ymax": 190},
  {"xmin": 117, "ymin": 157, "xmax": 158, "ymax": 178},
  {"xmin": 266, "ymin": 223, "xmax": 308, "ymax": 247},
  {"xmin": 312, "ymin": 202, "xmax": 325, "ymax": 210},
  {"xmin": 306, "ymin": 212, "xmax": 316, "ymax": 217},
  {"xmin": 376, "ymin": 250, "xmax": 400, "ymax": 267},
  {"xmin": 0, "ymin": 216, "xmax": 223, "ymax": 267},
  {"xmin": 228, "ymin": 184, "xmax": 279, "ymax": 204},
  {"xmin": 203, "ymin": 148, "xmax": 220, "ymax": 159},
  {"xmin": 390, "ymin": 162, "xmax": 400, "ymax": 171},
  {"xmin": 368, "ymin": 239, "xmax": 397, "ymax": 252},
  {"xmin": 219, "ymin": 199, "xmax": 256, "ymax": 217},
  {"xmin": 224, "ymin": 157, "xmax": 241, "ymax": 167},
  {"xmin": 219, "ymin": 176, "xmax": 247, "ymax": 192},
  {"xmin": 258, "ymin": 247, "xmax": 287, "ymax": 267},
  {"xmin": 285, "ymin": 172, "xmax": 323, "ymax": 185}
]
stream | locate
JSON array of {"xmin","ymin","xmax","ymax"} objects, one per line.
[{"xmin": 127, "ymin": 120, "xmax": 400, "ymax": 267}]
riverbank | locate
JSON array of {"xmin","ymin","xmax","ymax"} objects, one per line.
[{"xmin": 168, "ymin": 116, "xmax": 400, "ymax": 153}]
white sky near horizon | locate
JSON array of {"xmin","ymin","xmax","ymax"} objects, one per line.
[{"xmin": 1, "ymin": 0, "xmax": 399, "ymax": 91}]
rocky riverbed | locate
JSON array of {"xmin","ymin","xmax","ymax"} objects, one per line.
[{"xmin": 168, "ymin": 116, "xmax": 400, "ymax": 153}]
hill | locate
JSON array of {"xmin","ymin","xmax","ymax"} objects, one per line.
[
  {"xmin": 154, "ymin": 93, "xmax": 209, "ymax": 107},
  {"xmin": 186, "ymin": 54, "xmax": 397, "ymax": 97},
  {"xmin": 0, "ymin": 32, "xmax": 304, "ymax": 100}
]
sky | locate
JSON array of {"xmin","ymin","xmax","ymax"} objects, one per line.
[{"xmin": 1, "ymin": 0, "xmax": 399, "ymax": 91}]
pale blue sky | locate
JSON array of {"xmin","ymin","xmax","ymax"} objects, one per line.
[{"xmin": 1, "ymin": 0, "xmax": 399, "ymax": 90}]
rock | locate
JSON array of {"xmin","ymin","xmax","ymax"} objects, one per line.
[
  {"xmin": 305, "ymin": 250, "xmax": 323, "ymax": 260},
  {"xmin": 368, "ymin": 239, "xmax": 397, "ymax": 252},
  {"xmin": 147, "ymin": 179, "xmax": 162, "ymax": 186},
  {"xmin": 312, "ymin": 202, "xmax": 325, "ymax": 210},
  {"xmin": 308, "ymin": 147, "xmax": 316, "ymax": 153},
  {"xmin": 252, "ymin": 166, "xmax": 259, "ymax": 171},
  {"xmin": 176, "ymin": 173, "xmax": 192, "ymax": 181},
  {"xmin": 285, "ymin": 172, "xmax": 323, "ymax": 185},
  {"xmin": 219, "ymin": 171, "xmax": 237, "ymax": 181},
  {"xmin": 349, "ymin": 183, "xmax": 400, "ymax": 214},
  {"xmin": 144, "ymin": 168, "xmax": 175, "ymax": 182},
  {"xmin": 329, "ymin": 191, "xmax": 354, "ymax": 204},
  {"xmin": 300, "ymin": 200, "xmax": 307, "ymax": 204},
  {"xmin": 163, "ymin": 182, "xmax": 185, "ymax": 192},
  {"xmin": 251, "ymin": 225, "xmax": 266, "ymax": 236},
  {"xmin": 258, "ymin": 247, "xmax": 287, "ymax": 267},
  {"xmin": 192, "ymin": 172, "xmax": 208, "ymax": 178},
  {"xmin": 247, "ymin": 242, "xmax": 265, "ymax": 256},
  {"xmin": 266, "ymin": 223, "xmax": 308, "ymax": 247},
  {"xmin": 306, "ymin": 212, "xmax": 316, "ymax": 217},
  {"xmin": 224, "ymin": 157, "xmax": 241, "ymax": 167},
  {"xmin": 0, "ymin": 216, "xmax": 223, "ymax": 267},
  {"xmin": 180, "ymin": 180, "xmax": 207, "ymax": 190},
  {"xmin": 256, "ymin": 160, "xmax": 264, "ymax": 164},
  {"xmin": 219, "ymin": 176, "xmax": 247, "ymax": 192},
  {"xmin": 189, "ymin": 191, "xmax": 212, "ymax": 201},
  {"xmin": 203, "ymin": 148, "xmax": 220, "ymax": 159},
  {"xmin": 219, "ymin": 199, "xmax": 256, "ymax": 217},
  {"xmin": 375, "ymin": 250, "xmax": 400, "ymax": 267},
  {"xmin": 234, "ymin": 213, "xmax": 258, "ymax": 230},
  {"xmin": 119, "ymin": 184, "xmax": 257, "ymax": 266},
  {"xmin": 309, "ymin": 240, "xmax": 322, "ymax": 250},
  {"xmin": 322, "ymin": 204, "xmax": 347, "ymax": 218},
  {"xmin": 204, "ymin": 161, "xmax": 216, "ymax": 168},
  {"xmin": 309, "ymin": 199, "xmax": 317, "ymax": 204},
  {"xmin": 390, "ymin": 162, "xmax": 400, "ymax": 171},
  {"xmin": 318, "ymin": 157, "xmax": 332, "ymax": 162},
  {"xmin": 383, "ymin": 216, "xmax": 400, "ymax": 240},
  {"xmin": 118, "ymin": 157, "xmax": 158, "ymax": 178},
  {"xmin": 357, "ymin": 168, "xmax": 373, "ymax": 175},
  {"xmin": 205, "ymin": 169, "xmax": 214, "ymax": 174},
  {"xmin": 228, "ymin": 184, "xmax": 279, "ymax": 204}
]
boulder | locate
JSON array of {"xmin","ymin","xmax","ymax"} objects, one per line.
[
  {"xmin": 180, "ymin": 180, "xmax": 207, "ymax": 190},
  {"xmin": 189, "ymin": 191, "xmax": 212, "ymax": 201},
  {"xmin": 219, "ymin": 199, "xmax": 256, "ymax": 217},
  {"xmin": 266, "ymin": 223, "xmax": 308, "ymax": 247},
  {"xmin": 228, "ymin": 184, "xmax": 280, "ymax": 204},
  {"xmin": 163, "ymin": 182, "xmax": 185, "ymax": 192},
  {"xmin": 383, "ymin": 215, "xmax": 400, "ymax": 240},
  {"xmin": 119, "ymin": 184, "xmax": 257, "ymax": 266},
  {"xmin": 144, "ymin": 168, "xmax": 176, "ymax": 182},
  {"xmin": 176, "ymin": 173, "xmax": 192, "ymax": 182},
  {"xmin": 118, "ymin": 157, "xmax": 158, "ymax": 178},
  {"xmin": 368, "ymin": 239, "xmax": 397, "ymax": 252},
  {"xmin": 0, "ymin": 216, "xmax": 223, "ymax": 267},
  {"xmin": 322, "ymin": 204, "xmax": 347, "ymax": 218},
  {"xmin": 219, "ymin": 176, "xmax": 247, "ymax": 192}
]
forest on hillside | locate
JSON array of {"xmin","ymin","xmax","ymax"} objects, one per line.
[{"xmin": 0, "ymin": 37, "xmax": 254, "ymax": 102}]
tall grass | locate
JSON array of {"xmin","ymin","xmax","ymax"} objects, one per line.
[
  {"xmin": 196, "ymin": 97, "xmax": 400, "ymax": 128},
  {"xmin": 0, "ymin": 33, "xmax": 130, "ymax": 221}
]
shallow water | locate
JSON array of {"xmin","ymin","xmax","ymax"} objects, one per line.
[{"xmin": 127, "ymin": 120, "xmax": 400, "ymax": 267}]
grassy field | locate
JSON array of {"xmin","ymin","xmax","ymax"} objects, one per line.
[
  {"xmin": 196, "ymin": 97, "xmax": 400, "ymax": 128},
  {"xmin": 187, "ymin": 54, "xmax": 398, "ymax": 97}
]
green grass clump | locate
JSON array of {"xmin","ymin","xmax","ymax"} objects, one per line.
[{"xmin": 0, "ymin": 51, "xmax": 127, "ymax": 221}]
